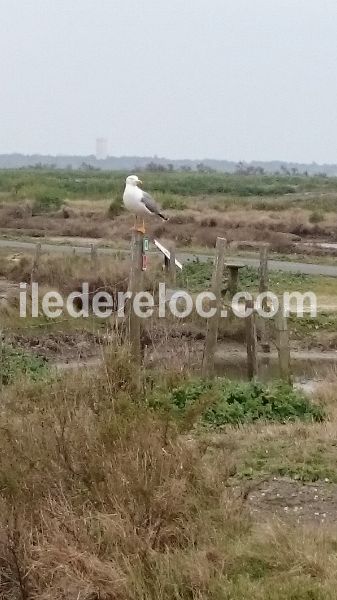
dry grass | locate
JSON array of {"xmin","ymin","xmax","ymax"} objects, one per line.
[
  {"xmin": 0, "ymin": 348, "xmax": 244, "ymax": 599},
  {"xmin": 2, "ymin": 197, "xmax": 337, "ymax": 252},
  {"xmin": 0, "ymin": 349, "xmax": 337, "ymax": 597}
]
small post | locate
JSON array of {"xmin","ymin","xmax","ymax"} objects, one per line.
[
  {"xmin": 202, "ymin": 237, "xmax": 226, "ymax": 377},
  {"xmin": 228, "ymin": 266, "xmax": 239, "ymax": 299},
  {"xmin": 169, "ymin": 243, "xmax": 176, "ymax": 286},
  {"xmin": 30, "ymin": 242, "xmax": 41, "ymax": 286},
  {"xmin": 258, "ymin": 244, "xmax": 270, "ymax": 352},
  {"xmin": 0, "ymin": 330, "xmax": 3, "ymax": 391},
  {"xmin": 90, "ymin": 243, "xmax": 97, "ymax": 263},
  {"xmin": 275, "ymin": 297, "xmax": 291, "ymax": 383},
  {"xmin": 127, "ymin": 230, "xmax": 144, "ymax": 367},
  {"xmin": 245, "ymin": 298, "xmax": 258, "ymax": 380},
  {"xmin": 259, "ymin": 244, "xmax": 269, "ymax": 295}
]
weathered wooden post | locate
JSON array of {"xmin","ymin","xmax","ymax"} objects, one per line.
[
  {"xmin": 275, "ymin": 297, "xmax": 291, "ymax": 383},
  {"xmin": 202, "ymin": 237, "xmax": 226, "ymax": 377},
  {"xmin": 245, "ymin": 298, "xmax": 258, "ymax": 380},
  {"xmin": 30, "ymin": 242, "xmax": 41, "ymax": 286},
  {"xmin": 258, "ymin": 244, "xmax": 270, "ymax": 352},
  {"xmin": 228, "ymin": 265, "xmax": 239, "ymax": 299},
  {"xmin": 90, "ymin": 243, "xmax": 97, "ymax": 264},
  {"xmin": 127, "ymin": 230, "xmax": 144, "ymax": 367},
  {"xmin": 169, "ymin": 243, "xmax": 176, "ymax": 286}
]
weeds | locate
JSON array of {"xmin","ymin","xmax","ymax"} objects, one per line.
[{"xmin": 165, "ymin": 378, "xmax": 324, "ymax": 427}]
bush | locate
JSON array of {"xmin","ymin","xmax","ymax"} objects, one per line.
[
  {"xmin": 168, "ymin": 379, "xmax": 324, "ymax": 427},
  {"xmin": 0, "ymin": 357, "xmax": 242, "ymax": 599},
  {"xmin": 32, "ymin": 189, "xmax": 63, "ymax": 214},
  {"xmin": 107, "ymin": 196, "xmax": 124, "ymax": 217}
]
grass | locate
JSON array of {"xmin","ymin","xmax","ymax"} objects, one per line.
[
  {"xmin": 2, "ymin": 169, "xmax": 337, "ymax": 202},
  {"xmin": 179, "ymin": 259, "xmax": 337, "ymax": 297},
  {"xmin": 2, "ymin": 169, "xmax": 337, "ymax": 256},
  {"xmin": 0, "ymin": 343, "xmax": 48, "ymax": 385},
  {"xmin": 0, "ymin": 346, "xmax": 336, "ymax": 598}
]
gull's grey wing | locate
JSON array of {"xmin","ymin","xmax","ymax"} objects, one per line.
[
  {"xmin": 141, "ymin": 191, "xmax": 168, "ymax": 220},
  {"xmin": 141, "ymin": 190, "xmax": 162, "ymax": 215}
]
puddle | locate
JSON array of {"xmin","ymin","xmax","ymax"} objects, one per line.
[{"xmin": 214, "ymin": 345, "xmax": 337, "ymax": 393}]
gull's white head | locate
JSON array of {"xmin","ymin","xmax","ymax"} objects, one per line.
[{"xmin": 125, "ymin": 174, "xmax": 142, "ymax": 186}]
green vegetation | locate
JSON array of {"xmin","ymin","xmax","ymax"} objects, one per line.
[
  {"xmin": 238, "ymin": 436, "xmax": 337, "ymax": 482},
  {"xmin": 179, "ymin": 259, "xmax": 329, "ymax": 295},
  {"xmin": 0, "ymin": 347, "xmax": 335, "ymax": 598},
  {"xmin": 32, "ymin": 188, "xmax": 63, "ymax": 214},
  {"xmin": 0, "ymin": 343, "xmax": 48, "ymax": 385},
  {"xmin": 1, "ymin": 168, "xmax": 337, "ymax": 203},
  {"xmin": 165, "ymin": 378, "xmax": 324, "ymax": 427}
]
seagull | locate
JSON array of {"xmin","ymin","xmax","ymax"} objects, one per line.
[{"xmin": 123, "ymin": 174, "xmax": 168, "ymax": 234}]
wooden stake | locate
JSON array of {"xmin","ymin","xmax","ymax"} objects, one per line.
[
  {"xmin": 245, "ymin": 298, "xmax": 258, "ymax": 380},
  {"xmin": 90, "ymin": 243, "xmax": 97, "ymax": 263},
  {"xmin": 127, "ymin": 230, "xmax": 144, "ymax": 367},
  {"xmin": 258, "ymin": 244, "xmax": 270, "ymax": 352},
  {"xmin": 228, "ymin": 265, "xmax": 239, "ymax": 299},
  {"xmin": 202, "ymin": 237, "xmax": 226, "ymax": 377},
  {"xmin": 30, "ymin": 242, "xmax": 41, "ymax": 286},
  {"xmin": 169, "ymin": 243, "xmax": 176, "ymax": 286},
  {"xmin": 259, "ymin": 244, "xmax": 269, "ymax": 295},
  {"xmin": 275, "ymin": 297, "xmax": 291, "ymax": 383}
]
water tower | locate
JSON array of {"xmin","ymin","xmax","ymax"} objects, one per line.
[{"xmin": 96, "ymin": 138, "xmax": 108, "ymax": 160}]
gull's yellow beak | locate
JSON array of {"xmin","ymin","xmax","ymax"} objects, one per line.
[{"xmin": 138, "ymin": 179, "xmax": 143, "ymax": 185}]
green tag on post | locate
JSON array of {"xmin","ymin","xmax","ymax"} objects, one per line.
[{"xmin": 143, "ymin": 237, "xmax": 149, "ymax": 252}]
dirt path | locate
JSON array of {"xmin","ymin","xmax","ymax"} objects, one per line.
[{"xmin": 248, "ymin": 478, "xmax": 337, "ymax": 525}]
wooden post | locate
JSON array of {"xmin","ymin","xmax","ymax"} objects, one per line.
[
  {"xmin": 275, "ymin": 297, "xmax": 291, "ymax": 383},
  {"xmin": 30, "ymin": 242, "xmax": 41, "ymax": 286},
  {"xmin": 127, "ymin": 230, "xmax": 144, "ymax": 367},
  {"xmin": 258, "ymin": 244, "xmax": 270, "ymax": 352},
  {"xmin": 90, "ymin": 243, "xmax": 97, "ymax": 263},
  {"xmin": 259, "ymin": 245, "xmax": 269, "ymax": 294},
  {"xmin": 169, "ymin": 243, "xmax": 176, "ymax": 286},
  {"xmin": 245, "ymin": 298, "xmax": 258, "ymax": 380},
  {"xmin": 228, "ymin": 266, "xmax": 239, "ymax": 298},
  {"xmin": 202, "ymin": 237, "xmax": 226, "ymax": 377}
]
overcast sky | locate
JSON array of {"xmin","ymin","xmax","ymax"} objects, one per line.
[{"xmin": 0, "ymin": 0, "xmax": 336, "ymax": 162}]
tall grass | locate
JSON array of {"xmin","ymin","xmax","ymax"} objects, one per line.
[{"xmin": 0, "ymin": 348, "xmax": 336, "ymax": 598}]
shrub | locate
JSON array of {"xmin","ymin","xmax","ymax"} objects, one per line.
[
  {"xmin": 168, "ymin": 378, "xmax": 324, "ymax": 427},
  {"xmin": 309, "ymin": 210, "xmax": 324, "ymax": 224},
  {"xmin": 0, "ymin": 356, "xmax": 243, "ymax": 599},
  {"xmin": 32, "ymin": 189, "xmax": 63, "ymax": 214},
  {"xmin": 107, "ymin": 196, "xmax": 124, "ymax": 217}
]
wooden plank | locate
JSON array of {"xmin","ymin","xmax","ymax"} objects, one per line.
[
  {"xmin": 202, "ymin": 237, "xmax": 226, "ymax": 377},
  {"xmin": 153, "ymin": 239, "xmax": 183, "ymax": 270}
]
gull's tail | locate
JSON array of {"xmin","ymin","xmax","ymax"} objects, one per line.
[{"xmin": 159, "ymin": 213, "xmax": 168, "ymax": 221}]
